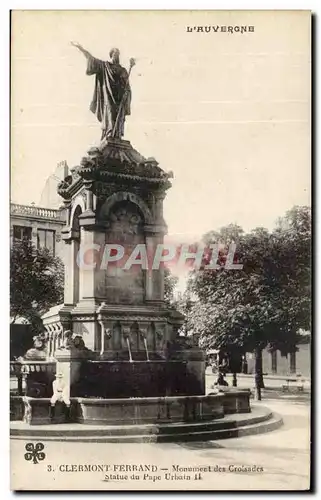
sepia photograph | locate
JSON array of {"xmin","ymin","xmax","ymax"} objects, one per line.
[{"xmin": 9, "ymin": 10, "xmax": 311, "ymax": 491}]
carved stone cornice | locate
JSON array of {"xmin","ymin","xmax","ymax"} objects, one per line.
[
  {"xmin": 57, "ymin": 139, "xmax": 172, "ymax": 200},
  {"xmin": 94, "ymin": 315, "xmax": 168, "ymax": 323},
  {"xmin": 57, "ymin": 174, "xmax": 82, "ymax": 200},
  {"xmin": 70, "ymin": 315, "xmax": 96, "ymax": 322}
]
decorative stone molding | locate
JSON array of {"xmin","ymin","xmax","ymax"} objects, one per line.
[
  {"xmin": 99, "ymin": 191, "xmax": 153, "ymax": 225},
  {"xmin": 93, "ymin": 315, "xmax": 168, "ymax": 322},
  {"xmin": 61, "ymin": 228, "xmax": 80, "ymax": 241},
  {"xmin": 70, "ymin": 315, "xmax": 97, "ymax": 322},
  {"xmin": 57, "ymin": 139, "xmax": 172, "ymax": 202}
]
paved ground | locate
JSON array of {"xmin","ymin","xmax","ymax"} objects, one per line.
[{"xmin": 11, "ymin": 398, "xmax": 310, "ymax": 491}]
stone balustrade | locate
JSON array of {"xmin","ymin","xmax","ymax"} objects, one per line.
[
  {"xmin": 19, "ymin": 361, "xmax": 56, "ymax": 375},
  {"xmin": 10, "ymin": 360, "xmax": 56, "ymax": 398},
  {"xmin": 10, "ymin": 203, "xmax": 64, "ymax": 221}
]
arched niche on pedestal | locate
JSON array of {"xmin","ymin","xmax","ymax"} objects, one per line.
[
  {"xmin": 69, "ymin": 203, "xmax": 82, "ymax": 304},
  {"xmin": 98, "ymin": 191, "xmax": 153, "ymax": 226},
  {"xmin": 97, "ymin": 194, "xmax": 151, "ymax": 305}
]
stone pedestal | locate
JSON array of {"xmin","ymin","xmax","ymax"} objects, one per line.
[
  {"xmin": 168, "ymin": 341, "xmax": 206, "ymax": 395},
  {"xmin": 55, "ymin": 347, "xmax": 87, "ymax": 398},
  {"xmin": 53, "ymin": 139, "xmax": 186, "ymax": 360},
  {"xmin": 41, "ymin": 138, "xmax": 205, "ymax": 401}
]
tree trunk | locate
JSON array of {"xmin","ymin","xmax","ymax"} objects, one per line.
[
  {"xmin": 289, "ymin": 351, "xmax": 296, "ymax": 374},
  {"xmin": 242, "ymin": 355, "xmax": 248, "ymax": 374},
  {"xmin": 232, "ymin": 372, "xmax": 237, "ymax": 387},
  {"xmin": 254, "ymin": 347, "xmax": 264, "ymax": 400},
  {"xmin": 271, "ymin": 350, "xmax": 277, "ymax": 374}
]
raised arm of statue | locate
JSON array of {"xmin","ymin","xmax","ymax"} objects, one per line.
[
  {"xmin": 70, "ymin": 41, "xmax": 104, "ymax": 76},
  {"xmin": 70, "ymin": 41, "xmax": 93, "ymax": 59}
]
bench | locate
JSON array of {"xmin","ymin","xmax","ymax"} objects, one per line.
[{"xmin": 282, "ymin": 377, "xmax": 305, "ymax": 393}]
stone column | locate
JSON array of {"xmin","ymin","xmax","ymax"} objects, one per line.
[
  {"xmin": 77, "ymin": 224, "xmax": 105, "ymax": 303},
  {"xmin": 145, "ymin": 234, "xmax": 154, "ymax": 301},
  {"xmin": 145, "ymin": 230, "xmax": 165, "ymax": 302},
  {"xmin": 151, "ymin": 234, "xmax": 163, "ymax": 302},
  {"xmin": 79, "ymin": 227, "xmax": 96, "ymax": 301},
  {"xmin": 84, "ymin": 182, "xmax": 94, "ymax": 212},
  {"xmin": 62, "ymin": 228, "xmax": 80, "ymax": 306}
]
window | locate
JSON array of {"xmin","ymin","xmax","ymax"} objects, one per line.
[
  {"xmin": 13, "ymin": 225, "xmax": 32, "ymax": 241},
  {"xmin": 37, "ymin": 229, "xmax": 55, "ymax": 255}
]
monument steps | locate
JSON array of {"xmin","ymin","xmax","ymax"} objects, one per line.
[{"xmin": 10, "ymin": 406, "xmax": 283, "ymax": 442}]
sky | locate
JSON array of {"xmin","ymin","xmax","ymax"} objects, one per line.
[{"xmin": 11, "ymin": 10, "xmax": 311, "ymax": 243}]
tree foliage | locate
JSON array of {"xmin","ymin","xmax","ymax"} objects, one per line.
[
  {"xmin": 10, "ymin": 239, "xmax": 64, "ymax": 329},
  {"xmin": 185, "ymin": 206, "xmax": 311, "ymax": 393},
  {"xmin": 164, "ymin": 267, "xmax": 179, "ymax": 306}
]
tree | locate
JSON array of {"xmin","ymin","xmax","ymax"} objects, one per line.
[
  {"xmin": 203, "ymin": 223, "xmax": 244, "ymax": 246},
  {"xmin": 187, "ymin": 225, "xmax": 272, "ymax": 395},
  {"xmin": 10, "ymin": 239, "xmax": 64, "ymax": 331},
  {"xmin": 267, "ymin": 206, "xmax": 311, "ymax": 371},
  {"xmin": 186, "ymin": 208, "xmax": 311, "ymax": 400},
  {"xmin": 163, "ymin": 267, "xmax": 179, "ymax": 306}
]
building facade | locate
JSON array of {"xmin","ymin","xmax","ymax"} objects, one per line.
[
  {"xmin": 247, "ymin": 343, "xmax": 310, "ymax": 378},
  {"xmin": 10, "ymin": 203, "xmax": 65, "ymax": 260},
  {"xmin": 10, "ymin": 160, "xmax": 68, "ymax": 259}
]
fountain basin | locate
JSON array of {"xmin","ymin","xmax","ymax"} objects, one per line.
[
  {"xmin": 15, "ymin": 390, "xmax": 251, "ymax": 425},
  {"xmin": 73, "ymin": 360, "xmax": 191, "ymax": 399},
  {"xmin": 76, "ymin": 394, "xmax": 225, "ymax": 425}
]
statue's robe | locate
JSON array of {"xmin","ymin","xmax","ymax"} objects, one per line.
[{"xmin": 86, "ymin": 55, "xmax": 131, "ymax": 139}]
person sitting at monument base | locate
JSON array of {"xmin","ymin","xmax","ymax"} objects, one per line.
[{"xmin": 49, "ymin": 372, "xmax": 71, "ymax": 421}]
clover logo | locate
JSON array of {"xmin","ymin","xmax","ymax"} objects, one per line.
[{"xmin": 24, "ymin": 442, "xmax": 46, "ymax": 464}]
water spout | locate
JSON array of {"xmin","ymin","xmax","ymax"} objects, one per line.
[
  {"xmin": 143, "ymin": 337, "xmax": 150, "ymax": 362},
  {"xmin": 126, "ymin": 336, "xmax": 133, "ymax": 362}
]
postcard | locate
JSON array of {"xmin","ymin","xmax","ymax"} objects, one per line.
[{"xmin": 10, "ymin": 10, "xmax": 311, "ymax": 491}]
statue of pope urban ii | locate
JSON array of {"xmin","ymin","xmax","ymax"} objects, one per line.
[{"xmin": 71, "ymin": 42, "xmax": 133, "ymax": 140}]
